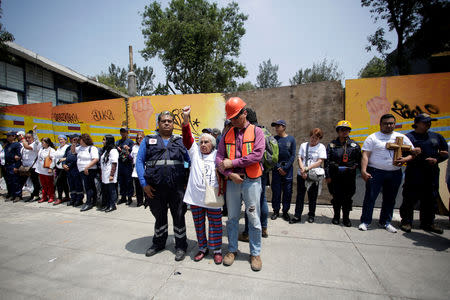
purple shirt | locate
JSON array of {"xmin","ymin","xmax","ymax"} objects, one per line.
[{"xmin": 215, "ymin": 121, "xmax": 265, "ymax": 176}]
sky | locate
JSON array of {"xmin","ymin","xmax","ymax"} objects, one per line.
[{"xmin": 2, "ymin": 0, "xmax": 396, "ymax": 89}]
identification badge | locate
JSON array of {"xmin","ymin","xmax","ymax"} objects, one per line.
[
  {"xmin": 342, "ymin": 153, "xmax": 348, "ymax": 162},
  {"xmin": 149, "ymin": 138, "xmax": 157, "ymax": 145}
]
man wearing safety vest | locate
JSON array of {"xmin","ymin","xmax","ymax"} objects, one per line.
[
  {"xmin": 136, "ymin": 111, "xmax": 189, "ymax": 262},
  {"xmin": 216, "ymin": 97, "xmax": 265, "ymax": 272}
]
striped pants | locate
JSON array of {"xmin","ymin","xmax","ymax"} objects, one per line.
[{"xmin": 191, "ymin": 205, "xmax": 222, "ymax": 252}]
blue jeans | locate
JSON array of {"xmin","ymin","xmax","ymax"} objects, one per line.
[
  {"xmin": 244, "ymin": 172, "xmax": 269, "ymax": 233},
  {"xmin": 271, "ymin": 167, "xmax": 293, "ymax": 213},
  {"xmin": 226, "ymin": 177, "xmax": 262, "ymax": 256},
  {"xmin": 360, "ymin": 167, "xmax": 402, "ymax": 226}
]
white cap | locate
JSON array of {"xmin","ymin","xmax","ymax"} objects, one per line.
[{"xmin": 17, "ymin": 131, "xmax": 25, "ymax": 136}]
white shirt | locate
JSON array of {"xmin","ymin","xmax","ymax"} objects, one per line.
[
  {"xmin": 35, "ymin": 147, "xmax": 56, "ymax": 175},
  {"xmin": 0, "ymin": 144, "xmax": 4, "ymax": 166},
  {"xmin": 362, "ymin": 131, "xmax": 413, "ymax": 171},
  {"xmin": 297, "ymin": 142, "xmax": 327, "ymax": 175},
  {"xmin": 54, "ymin": 144, "xmax": 69, "ymax": 169},
  {"xmin": 21, "ymin": 140, "xmax": 41, "ymax": 168},
  {"xmin": 183, "ymin": 142, "xmax": 219, "ymax": 209},
  {"xmin": 131, "ymin": 144, "xmax": 140, "ymax": 178},
  {"xmin": 76, "ymin": 146, "xmax": 99, "ymax": 172},
  {"xmin": 100, "ymin": 149, "xmax": 119, "ymax": 184}
]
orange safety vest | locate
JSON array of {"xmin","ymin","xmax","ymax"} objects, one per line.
[{"xmin": 224, "ymin": 124, "xmax": 263, "ymax": 179}]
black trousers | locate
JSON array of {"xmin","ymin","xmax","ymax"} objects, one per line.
[
  {"xmin": 295, "ymin": 175, "xmax": 319, "ymax": 218},
  {"xmin": 19, "ymin": 167, "xmax": 41, "ymax": 197},
  {"xmin": 327, "ymin": 171, "xmax": 356, "ymax": 216},
  {"xmin": 400, "ymin": 167, "xmax": 439, "ymax": 227},
  {"xmin": 146, "ymin": 184, "xmax": 187, "ymax": 251},
  {"xmin": 133, "ymin": 177, "xmax": 143, "ymax": 205},
  {"xmin": 55, "ymin": 168, "xmax": 69, "ymax": 199},
  {"xmin": 118, "ymin": 163, "xmax": 134, "ymax": 198}
]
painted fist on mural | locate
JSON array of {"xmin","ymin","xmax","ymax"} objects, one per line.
[
  {"xmin": 132, "ymin": 97, "xmax": 154, "ymax": 129},
  {"xmin": 366, "ymin": 78, "xmax": 391, "ymax": 126}
]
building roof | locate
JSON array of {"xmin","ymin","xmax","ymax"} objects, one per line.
[{"xmin": 6, "ymin": 42, "xmax": 128, "ymax": 98}]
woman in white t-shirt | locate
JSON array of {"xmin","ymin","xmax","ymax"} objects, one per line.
[
  {"xmin": 76, "ymin": 133, "xmax": 99, "ymax": 212},
  {"xmin": 53, "ymin": 135, "xmax": 70, "ymax": 205},
  {"xmin": 36, "ymin": 138, "xmax": 56, "ymax": 204},
  {"xmin": 20, "ymin": 128, "xmax": 42, "ymax": 202},
  {"xmin": 290, "ymin": 128, "xmax": 327, "ymax": 224},
  {"xmin": 181, "ymin": 106, "xmax": 223, "ymax": 264},
  {"xmin": 100, "ymin": 135, "xmax": 119, "ymax": 212},
  {"xmin": 131, "ymin": 132, "xmax": 145, "ymax": 207}
]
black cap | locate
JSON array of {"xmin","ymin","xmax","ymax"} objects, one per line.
[
  {"xmin": 271, "ymin": 119, "xmax": 287, "ymax": 127},
  {"xmin": 414, "ymin": 113, "xmax": 437, "ymax": 124},
  {"xmin": 6, "ymin": 131, "xmax": 17, "ymax": 136},
  {"xmin": 68, "ymin": 133, "xmax": 80, "ymax": 139},
  {"xmin": 120, "ymin": 127, "xmax": 128, "ymax": 133},
  {"xmin": 202, "ymin": 128, "xmax": 213, "ymax": 134}
]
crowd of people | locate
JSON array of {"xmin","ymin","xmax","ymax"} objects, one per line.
[{"xmin": 0, "ymin": 96, "xmax": 449, "ymax": 272}]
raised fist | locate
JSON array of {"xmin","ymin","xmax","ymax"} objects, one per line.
[
  {"xmin": 366, "ymin": 78, "xmax": 391, "ymax": 126},
  {"xmin": 132, "ymin": 97, "xmax": 154, "ymax": 129}
]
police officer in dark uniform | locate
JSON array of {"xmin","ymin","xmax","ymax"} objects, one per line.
[
  {"xmin": 136, "ymin": 111, "xmax": 189, "ymax": 261},
  {"xmin": 3, "ymin": 132, "xmax": 22, "ymax": 201},
  {"xmin": 63, "ymin": 134, "xmax": 84, "ymax": 207},
  {"xmin": 325, "ymin": 120, "xmax": 361, "ymax": 227},
  {"xmin": 400, "ymin": 113, "xmax": 448, "ymax": 234},
  {"xmin": 116, "ymin": 128, "xmax": 134, "ymax": 205}
]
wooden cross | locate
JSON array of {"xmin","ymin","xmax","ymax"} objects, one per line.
[{"xmin": 386, "ymin": 136, "xmax": 412, "ymax": 165}]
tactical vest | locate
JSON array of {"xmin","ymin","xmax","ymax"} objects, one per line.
[
  {"xmin": 224, "ymin": 124, "xmax": 263, "ymax": 179},
  {"xmin": 144, "ymin": 134, "xmax": 186, "ymax": 186}
]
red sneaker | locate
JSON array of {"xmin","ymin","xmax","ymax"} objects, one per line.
[
  {"xmin": 48, "ymin": 198, "xmax": 54, "ymax": 203},
  {"xmin": 38, "ymin": 198, "xmax": 46, "ymax": 203},
  {"xmin": 213, "ymin": 253, "xmax": 223, "ymax": 265}
]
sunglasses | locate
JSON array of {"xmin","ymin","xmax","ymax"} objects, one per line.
[{"xmin": 231, "ymin": 110, "xmax": 244, "ymax": 120}]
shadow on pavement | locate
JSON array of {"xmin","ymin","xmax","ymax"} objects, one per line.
[{"xmin": 402, "ymin": 231, "xmax": 450, "ymax": 252}]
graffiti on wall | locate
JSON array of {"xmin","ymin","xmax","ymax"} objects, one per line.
[{"xmin": 346, "ymin": 72, "xmax": 450, "ymax": 144}]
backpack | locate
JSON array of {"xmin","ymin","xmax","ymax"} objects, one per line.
[{"xmin": 261, "ymin": 127, "xmax": 279, "ymax": 172}]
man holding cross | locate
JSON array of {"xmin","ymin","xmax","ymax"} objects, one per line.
[{"xmin": 359, "ymin": 114, "xmax": 414, "ymax": 233}]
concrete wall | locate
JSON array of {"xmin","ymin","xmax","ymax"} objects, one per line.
[{"xmin": 225, "ymin": 81, "xmax": 344, "ymax": 204}]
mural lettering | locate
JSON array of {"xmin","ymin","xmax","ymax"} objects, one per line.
[
  {"xmin": 52, "ymin": 112, "xmax": 80, "ymax": 124},
  {"xmin": 92, "ymin": 109, "xmax": 115, "ymax": 121},
  {"xmin": 391, "ymin": 100, "xmax": 440, "ymax": 119}
]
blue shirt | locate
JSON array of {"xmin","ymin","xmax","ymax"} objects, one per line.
[
  {"xmin": 136, "ymin": 135, "xmax": 189, "ymax": 187},
  {"xmin": 274, "ymin": 135, "xmax": 296, "ymax": 171}
]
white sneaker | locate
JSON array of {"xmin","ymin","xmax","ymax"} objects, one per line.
[
  {"xmin": 358, "ymin": 223, "xmax": 368, "ymax": 231},
  {"xmin": 385, "ymin": 224, "xmax": 397, "ymax": 233}
]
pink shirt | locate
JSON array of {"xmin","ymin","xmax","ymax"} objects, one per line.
[{"xmin": 215, "ymin": 121, "xmax": 265, "ymax": 176}]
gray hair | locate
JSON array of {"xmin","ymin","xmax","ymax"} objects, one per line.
[{"xmin": 198, "ymin": 133, "xmax": 216, "ymax": 149}]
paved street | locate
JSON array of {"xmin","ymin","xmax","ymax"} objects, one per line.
[{"xmin": 0, "ymin": 194, "xmax": 449, "ymax": 300}]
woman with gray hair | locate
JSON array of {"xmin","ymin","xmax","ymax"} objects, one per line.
[
  {"xmin": 181, "ymin": 106, "xmax": 223, "ymax": 264},
  {"xmin": 53, "ymin": 135, "xmax": 70, "ymax": 205}
]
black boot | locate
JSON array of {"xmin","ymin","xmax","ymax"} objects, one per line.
[
  {"xmin": 342, "ymin": 210, "xmax": 352, "ymax": 227},
  {"xmin": 117, "ymin": 196, "xmax": 126, "ymax": 205},
  {"xmin": 126, "ymin": 196, "xmax": 132, "ymax": 206}
]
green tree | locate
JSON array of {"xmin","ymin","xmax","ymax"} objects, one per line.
[
  {"xmin": 358, "ymin": 56, "xmax": 387, "ymax": 78},
  {"xmin": 0, "ymin": 2, "xmax": 14, "ymax": 60},
  {"xmin": 290, "ymin": 59, "xmax": 343, "ymax": 84},
  {"xmin": 256, "ymin": 59, "xmax": 281, "ymax": 89},
  {"xmin": 140, "ymin": 0, "xmax": 248, "ymax": 94},
  {"xmin": 93, "ymin": 63, "xmax": 157, "ymax": 96},
  {"xmin": 362, "ymin": 0, "xmax": 423, "ymax": 74},
  {"xmin": 237, "ymin": 81, "xmax": 256, "ymax": 91}
]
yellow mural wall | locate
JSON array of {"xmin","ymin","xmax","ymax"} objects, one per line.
[
  {"xmin": 1, "ymin": 94, "xmax": 226, "ymax": 145},
  {"xmin": 345, "ymin": 72, "xmax": 450, "ymax": 144}
]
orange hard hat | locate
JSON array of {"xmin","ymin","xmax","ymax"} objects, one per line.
[{"xmin": 225, "ymin": 97, "xmax": 246, "ymax": 119}]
